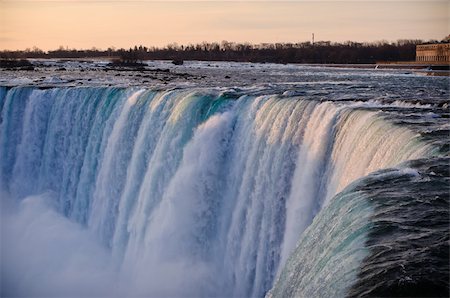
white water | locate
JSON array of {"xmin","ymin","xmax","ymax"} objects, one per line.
[{"xmin": 0, "ymin": 86, "xmax": 435, "ymax": 297}]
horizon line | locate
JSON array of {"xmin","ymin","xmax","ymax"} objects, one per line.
[{"xmin": 2, "ymin": 37, "xmax": 448, "ymax": 52}]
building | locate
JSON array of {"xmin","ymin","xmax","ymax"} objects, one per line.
[{"xmin": 416, "ymin": 42, "xmax": 450, "ymax": 63}]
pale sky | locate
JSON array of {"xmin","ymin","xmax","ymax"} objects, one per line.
[{"xmin": 0, "ymin": 0, "xmax": 448, "ymax": 50}]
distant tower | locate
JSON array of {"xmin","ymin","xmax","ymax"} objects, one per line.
[{"xmin": 312, "ymin": 33, "xmax": 315, "ymax": 45}]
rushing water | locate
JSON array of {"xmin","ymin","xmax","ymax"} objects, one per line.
[
  {"xmin": 269, "ymin": 158, "xmax": 449, "ymax": 298},
  {"xmin": 0, "ymin": 66, "xmax": 448, "ymax": 297}
]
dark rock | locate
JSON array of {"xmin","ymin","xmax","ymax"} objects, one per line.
[
  {"xmin": 172, "ymin": 59, "xmax": 184, "ymax": 65},
  {"xmin": 0, "ymin": 59, "xmax": 33, "ymax": 69}
]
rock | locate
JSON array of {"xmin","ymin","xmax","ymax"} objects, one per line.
[{"xmin": 172, "ymin": 59, "xmax": 184, "ymax": 65}]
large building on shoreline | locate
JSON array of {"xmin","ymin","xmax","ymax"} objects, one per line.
[{"xmin": 416, "ymin": 42, "xmax": 450, "ymax": 63}]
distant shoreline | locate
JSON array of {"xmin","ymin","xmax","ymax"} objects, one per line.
[{"xmin": 0, "ymin": 40, "xmax": 428, "ymax": 65}]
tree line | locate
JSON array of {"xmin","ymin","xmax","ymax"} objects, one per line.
[{"xmin": 0, "ymin": 39, "xmax": 446, "ymax": 64}]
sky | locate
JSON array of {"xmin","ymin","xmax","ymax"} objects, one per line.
[{"xmin": 0, "ymin": 0, "xmax": 448, "ymax": 50}]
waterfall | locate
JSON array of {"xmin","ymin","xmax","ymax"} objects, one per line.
[
  {"xmin": 269, "ymin": 158, "xmax": 449, "ymax": 298},
  {"xmin": 0, "ymin": 86, "xmax": 437, "ymax": 297}
]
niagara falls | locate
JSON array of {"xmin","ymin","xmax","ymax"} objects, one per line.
[
  {"xmin": 1, "ymin": 1, "xmax": 449, "ymax": 297},
  {"xmin": 1, "ymin": 60, "xmax": 448, "ymax": 297}
]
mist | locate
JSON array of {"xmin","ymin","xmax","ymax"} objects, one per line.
[{"xmin": 1, "ymin": 193, "xmax": 117, "ymax": 297}]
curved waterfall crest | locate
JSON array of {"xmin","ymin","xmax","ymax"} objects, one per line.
[{"xmin": 0, "ymin": 86, "xmax": 437, "ymax": 297}]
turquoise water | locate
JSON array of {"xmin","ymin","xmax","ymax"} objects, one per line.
[{"xmin": 0, "ymin": 84, "xmax": 446, "ymax": 297}]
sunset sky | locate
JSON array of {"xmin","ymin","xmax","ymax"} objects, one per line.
[{"xmin": 0, "ymin": 0, "xmax": 448, "ymax": 51}]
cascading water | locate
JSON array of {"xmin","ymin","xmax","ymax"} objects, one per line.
[
  {"xmin": 269, "ymin": 158, "xmax": 449, "ymax": 298},
  {"xmin": 0, "ymin": 84, "xmax": 444, "ymax": 297}
]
